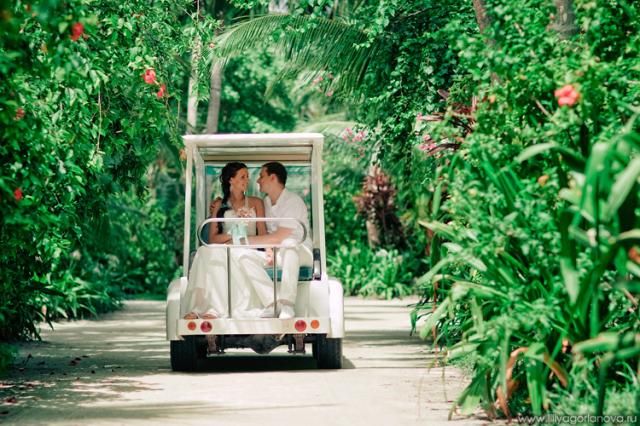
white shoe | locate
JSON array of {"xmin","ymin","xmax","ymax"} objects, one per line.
[
  {"xmin": 278, "ymin": 304, "xmax": 295, "ymax": 319},
  {"xmin": 259, "ymin": 305, "xmax": 278, "ymax": 318}
]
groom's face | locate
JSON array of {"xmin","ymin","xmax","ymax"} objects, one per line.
[{"xmin": 256, "ymin": 167, "xmax": 271, "ymax": 194}]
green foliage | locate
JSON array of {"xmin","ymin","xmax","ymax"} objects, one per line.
[
  {"xmin": 218, "ymin": 51, "xmax": 297, "ymax": 133},
  {"xmin": 328, "ymin": 245, "xmax": 416, "ymax": 299},
  {"xmin": 214, "ymin": 13, "xmax": 386, "ymax": 95},
  {"xmin": 323, "ymin": 132, "xmax": 421, "ymax": 299},
  {"xmin": 0, "ymin": 0, "xmax": 195, "ymax": 340},
  {"xmin": 406, "ymin": 0, "xmax": 640, "ymax": 418},
  {"xmin": 220, "ymin": 0, "xmax": 640, "ymax": 418},
  {"xmin": 322, "ymin": 134, "xmax": 368, "ymax": 253},
  {"xmin": 328, "ymin": 245, "xmax": 373, "ymax": 295}
]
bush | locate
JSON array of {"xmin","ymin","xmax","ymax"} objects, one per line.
[
  {"xmin": 328, "ymin": 245, "xmax": 418, "ymax": 299},
  {"xmin": 0, "ymin": 0, "xmax": 196, "ymax": 340}
]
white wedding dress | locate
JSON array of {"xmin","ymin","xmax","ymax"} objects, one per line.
[{"xmin": 181, "ymin": 198, "xmax": 264, "ymax": 318}]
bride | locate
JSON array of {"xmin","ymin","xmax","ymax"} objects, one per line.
[{"xmin": 181, "ymin": 162, "xmax": 267, "ymax": 319}]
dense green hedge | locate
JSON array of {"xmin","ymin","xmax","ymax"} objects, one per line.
[
  {"xmin": 346, "ymin": 0, "xmax": 640, "ymax": 418},
  {"xmin": 0, "ymin": 0, "xmax": 193, "ymax": 342}
]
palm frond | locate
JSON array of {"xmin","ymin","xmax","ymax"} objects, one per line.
[
  {"xmin": 295, "ymin": 119, "xmax": 356, "ymax": 134},
  {"xmin": 213, "ymin": 14, "xmax": 385, "ymax": 94}
]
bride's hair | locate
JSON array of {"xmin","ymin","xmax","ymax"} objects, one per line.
[{"xmin": 216, "ymin": 162, "xmax": 248, "ymax": 232}]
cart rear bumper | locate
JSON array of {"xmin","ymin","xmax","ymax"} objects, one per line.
[{"xmin": 176, "ymin": 317, "xmax": 331, "ymax": 337}]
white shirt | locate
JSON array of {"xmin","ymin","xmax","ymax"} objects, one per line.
[{"xmin": 264, "ymin": 188, "xmax": 312, "ymax": 250}]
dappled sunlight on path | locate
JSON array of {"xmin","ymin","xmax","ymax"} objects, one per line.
[{"xmin": 1, "ymin": 298, "xmax": 486, "ymax": 425}]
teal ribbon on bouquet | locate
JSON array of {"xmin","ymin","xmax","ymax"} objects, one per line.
[{"xmin": 228, "ymin": 222, "xmax": 248, "ymax": 245}]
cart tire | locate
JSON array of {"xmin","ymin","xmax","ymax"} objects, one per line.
[
  {"xmin": 170, "ymin": 336, "xmax": 201, "ymax": 372},
  {"xmin": 315, "ymin": 335, "xmax": 343, "ymax": 369}
]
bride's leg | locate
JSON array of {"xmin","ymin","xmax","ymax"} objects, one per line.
[{"xmin": 182, "ymin": 246, "xmax": 229, "ymax": 318}]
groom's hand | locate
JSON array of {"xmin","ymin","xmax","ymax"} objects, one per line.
[
  {"xmin": 209, "ymin": 197, "xmax": 222, "ymax": 217},
  {"xmin": 265, "ymin": 248, "xmax": 275, "ymax": 266}
]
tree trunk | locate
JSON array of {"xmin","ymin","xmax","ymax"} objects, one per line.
[
  {"xmin": 366, "ymin": 219, "xmax": 380, "ymax": 248},
  {"xmin": 472, "ymin": 0, "xmax": 490, "ymax": 34},
  {"xmin": 206, "ymin": 61, "xmax": 223, "ymax": 133},
  {"xmin": 186, "ymin": 37, "xmax": 201, "ymax": 134},
  {"xmin": 553, "ymin": 0, "xmax": 577, "ymax": 39},
  {"xmin": 268, "ymin": 0, "xmax": 288, "ymax": 14}
]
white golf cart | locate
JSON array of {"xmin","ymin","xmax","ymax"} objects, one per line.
[{"xmin": 166, "ymin": 133, "xmax": 344, "ymax": 371}]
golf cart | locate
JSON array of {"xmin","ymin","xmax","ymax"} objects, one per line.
[{"xmin": 166, "ymin": 133, "xmax": 344, "ymax": 371}]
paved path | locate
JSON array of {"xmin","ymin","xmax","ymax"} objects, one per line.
[{"xmin": 1, "ymin": 297, "xmax": 485, "ymax": 425}]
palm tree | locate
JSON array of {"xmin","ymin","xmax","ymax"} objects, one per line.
[{"xmin": 213, "ymin": 14, "xmax": 385, "ymax": 95}]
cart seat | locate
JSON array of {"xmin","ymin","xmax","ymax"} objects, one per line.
[{"xmin": 265, "ymin": 266, "xmax": 314, "ymax": 282}]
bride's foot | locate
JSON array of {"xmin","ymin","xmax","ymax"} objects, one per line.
[{"xmin": 184, "ymin": 312, "xmax": 198, "ymax": 320}]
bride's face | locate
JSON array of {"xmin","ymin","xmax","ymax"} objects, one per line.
[{"xmin": 229, "ymin": 168, "xmax": 249, "ymax": 193}]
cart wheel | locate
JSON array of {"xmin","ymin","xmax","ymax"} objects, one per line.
[
  {"xmin": 170, "ymin": 336, "xmax": 202, "ymax": 372},
  {"xmin": 314, "ymin": 335, "xmax": 343, "ymax": 369}
]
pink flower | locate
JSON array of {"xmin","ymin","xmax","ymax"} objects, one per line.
[
  {"xmin": 422, "ymin": 134, "xmax": 432, "ymax": 142},
  {"xmin": 143, "ymin": 69, "xmax": 157, "ymax": 85},
  {"xmin": 554, "ymin": 84, "xmax": 580, "ymax": 107},
  {"xmin": 326, "ymin": 89, "xmax": 334, "ymax": 97},
  {"xmin": 14, "ymin": 188, "xmax": 23, "ymax": 201},
  {"xmin": 312, "ymin": 75, "xmax": 323, "ymax": 85},
  {"xmin": 353, "ymin": 130, "xmax": 367, "ymax": 142},
  {"xmin": 156, "ymin": 84, "xmax": 166, "ymax": 99},
  {"xmin": 70, "ymin": 22, "xmax": 84, "ymax": 41},
  {"xmin": 419, "ymin": 143, "xmax": 437, "ymax": 152},
  {"xmin": 416, "ymin": 113, "xmax": 424, "ymax": 121}
]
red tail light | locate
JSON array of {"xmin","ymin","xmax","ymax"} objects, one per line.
[
  {"xmin": 201, "ymin": 321, "xmax": 212, "ymax": 332},
  {"xmin": 187, "ymin": 321, "xmax": 197, "ymax": 331},
  {"xmin": 294, "ymin": 320, "xmax": 307, "ymax": 332},
  {"xmin": 310, "ymin": 319, "xmax": 320, "ymax": 329}
]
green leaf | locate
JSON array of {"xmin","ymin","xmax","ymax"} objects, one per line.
[
  {"xmin": 573, "ymin": 333, "xmax": 619, "ymax": 353},
  {"xmin": 418, "ymin": 220, "xmax": 457, "ymax": 241},
  {"xmin": 420, "ymin": 297, "xmax": 451, "ymax": 338},
  {"xmin": 560, "ymin": 258, "xmax": 579, "ymax": 304},
  {"xmin": 516, "ymin": 142, "xmax": 584, "ymax": 168},
  {"xmin": 603, "ymin": 157, "xmax": 640, "ymax": 222},
  {"xmin": 448, "ymin": 342, "xmax": 480, "ymax": 360}
]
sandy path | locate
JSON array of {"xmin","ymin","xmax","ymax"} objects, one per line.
[{"xmin": 0, "ymin": 297, "xmax": 485, "ymax": 425}]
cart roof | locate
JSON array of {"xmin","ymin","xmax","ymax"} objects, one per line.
[{"xmin": 183, "ymin": 133, "xmax": 324, "ymax": 163}]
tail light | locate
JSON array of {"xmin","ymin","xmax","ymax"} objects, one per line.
[
  {"xmin": 294, "ymin": 320, "xmax": 307, "ymax": 332},
  {"xmin": 201, "ymin": 321, "xmax": 212, "ymax": 333}
]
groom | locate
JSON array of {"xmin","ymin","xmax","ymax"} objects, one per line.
[{"xmin": 238, "ymin": 162, "xmax": 313, "ymax": 319}]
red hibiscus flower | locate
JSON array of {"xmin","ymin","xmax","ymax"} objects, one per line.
[
  {"xmin": 70, "ymin": 22, "xmax": 84, "ymax": 42},
  {"xmin": 554, "ymin": 84, "xmax": 580, "ymax": 107},
  {"xmin": 143, "ymin": 69, "xmax": 157, "ymax": 85},
  {"xmin": 156, "ymin": 84, "xmax": 166, "ymax": 99},
  {"xmin": 14, "ymin": 188, "xmax": 23, "ymax": 202}
]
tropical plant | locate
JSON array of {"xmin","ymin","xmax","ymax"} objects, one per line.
[{"xmin": 0, "ymin": 0, "xmax": 197, "ymax": 350}]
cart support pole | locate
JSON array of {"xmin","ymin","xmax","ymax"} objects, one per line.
[
  {"xmin": 272, "ymin": 247, "xmax": 278, "ymax": 317},
  {"xmin": 227, "ymin": 246, "xmax": 231, "ymax": 318}
]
